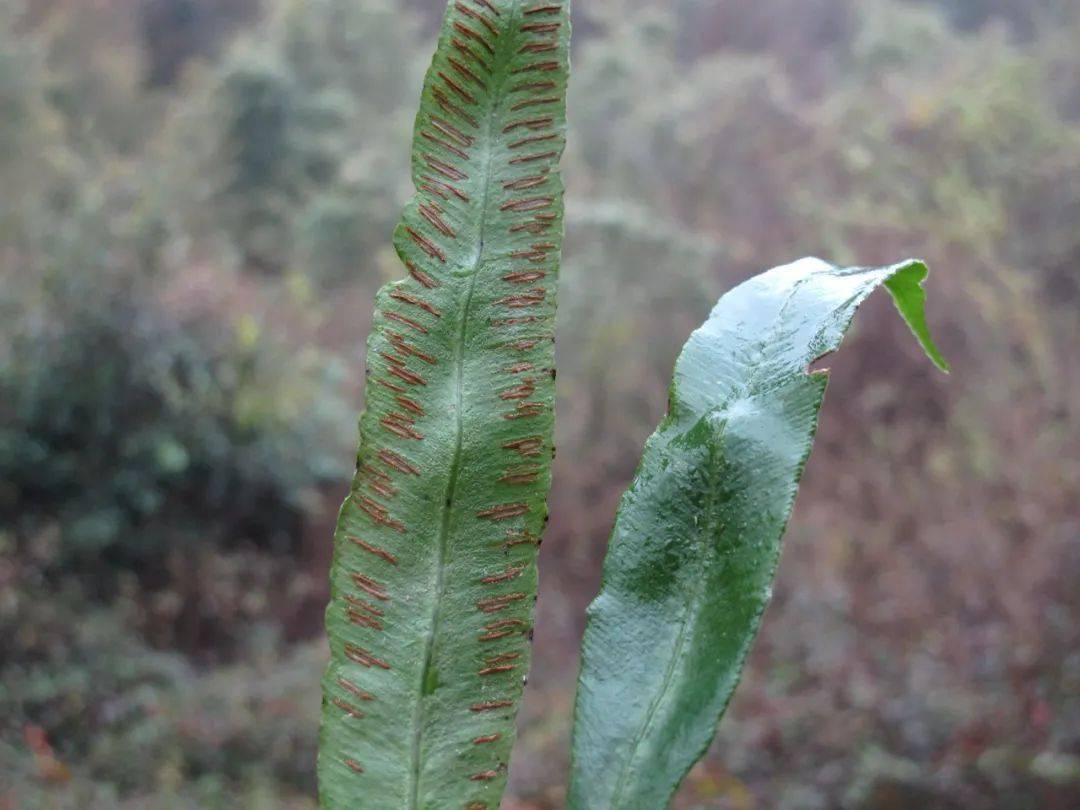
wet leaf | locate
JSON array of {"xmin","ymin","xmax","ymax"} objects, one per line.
[{"xmin": 569, "ymin": 258, "xmax": 947, "ymax": 809}]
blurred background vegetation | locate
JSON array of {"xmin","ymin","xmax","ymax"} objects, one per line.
[{"xmin": 1, "ymin": 0, "xmax": 1077, "ymax": 807}]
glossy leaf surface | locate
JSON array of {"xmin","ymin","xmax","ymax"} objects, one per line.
[
  {"xmin": 318, "ymin": 2, "xmax": 569, "ymax": 808},
  {"xmin": 568, "ymin": 258, "xmax": 948, "ymax": 809}
]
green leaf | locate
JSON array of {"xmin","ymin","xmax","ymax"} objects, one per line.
[
  {"xmin": 568, "ymin": 258, "xmax": 948, "ymax": 809},
  {"xmin": 318, "ymin": 3, "xmax": 570, "ymax": 808}
]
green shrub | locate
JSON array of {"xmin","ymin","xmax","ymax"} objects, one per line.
[{"xmin": 0, "ymin": 269, "xmax": 350, "ymax": 575}]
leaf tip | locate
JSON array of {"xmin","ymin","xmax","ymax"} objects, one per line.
[{"xmin": 884, "ymin": 259, "xmax": 951, "ymax": 375}]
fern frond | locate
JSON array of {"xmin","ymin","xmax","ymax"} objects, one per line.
[{"xmin": 318, "ymin": 2, "xmax": 570, "ymax": 808}]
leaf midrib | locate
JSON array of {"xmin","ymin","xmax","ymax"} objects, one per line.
[{"xmin": 406, "ymin": 4, "xmax": 522, "ymax": 806}]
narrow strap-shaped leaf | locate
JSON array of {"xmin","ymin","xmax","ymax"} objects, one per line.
[
  {"xmin": 318, "ymin": 2, "xmax": 570, "ymax": 808},
  {"xmin": 568, "ymin": 258, "xmax": 948, "ymax": 809}
]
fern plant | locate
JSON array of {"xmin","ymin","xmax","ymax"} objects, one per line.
[
  {"xmin": 567, "ymin": 258, "xmax": 948, "ymax": 808},
  {"xmin": 319, "ymin": 3, "xmax": 948, "ymax": 809},
  {"xmin": 318, "ymin": 2, "xmax": 569, "ymax": 808}
]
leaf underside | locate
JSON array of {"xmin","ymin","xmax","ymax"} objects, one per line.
[
  {"xmin": 568, "ymin": 258, "xmax": 948, "ymax": 810},
  {"xmin": 318, "ymin": 2, "xmax": 570, "ymax": 808}
]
